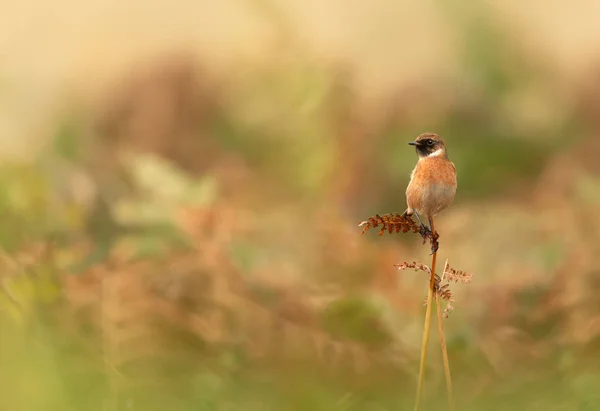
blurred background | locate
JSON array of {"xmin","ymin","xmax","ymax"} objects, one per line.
[{"xmin": 2, "ymin": 1, "xmax": 600, "ymax": 410}]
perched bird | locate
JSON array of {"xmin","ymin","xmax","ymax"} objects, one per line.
[{"xmin": 402, "ymin": 132, "xmax": 457, "ymax": 244}]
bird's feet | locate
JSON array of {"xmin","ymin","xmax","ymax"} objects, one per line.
[
  {"xmin": 419, "ymin": 224, "xmax": 433, "ymax": 240},
  {"xmin": 418, "ymin": 225, "xmax": 439, "ymax": 254},
  {"xmin": 406, "ymin": 214, "xmax": 440, "ymax": 254},
  {"xmin": 429, "ymin": 234, "xmax": 440, "ymax": 255}
]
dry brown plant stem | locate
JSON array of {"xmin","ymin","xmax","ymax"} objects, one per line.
[
  {"xmin": 359, "ymin": 213, "xmax": 468, "ymax": 410},
  {"xmin": 436, "ymin": 259, "xmax": 455, "ymax": 411},
  {"xmin": 413, "ymin": 217, "xmax": 437, "ymax": 411}
]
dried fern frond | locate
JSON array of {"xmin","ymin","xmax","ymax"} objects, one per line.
[
  {"xmin": 436, "ymin": 284, "xmax": 453, "ymax": 302},
  {"xmin": 436, "ymin": 283, "xmax": 455, "ymax": 319},
  {"xmin": 396, "ymin": 260, "xmax": 470, "ymax": 319},
  {"xmin": 359, "ymin": 213, "xmax": 439, "ymax": 253},
  {"xmin": 442, "ymin": 304, "xmax": 455, "ymax": 319},
  {"xmin": 394, "ymin": 261, "xmax": 431, "ymax": 275},
  {"xmin": 396, "ymin": 261, "xmax": 448, "ymax": 302},
  {"xmin": 358, "ymin": 213, "xmax": 420, "ymax": 236},
  {"xmin": 443, "ymin": 265, "xmax": 473, "ymax": 284}
]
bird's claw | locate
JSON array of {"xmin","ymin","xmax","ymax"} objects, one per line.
[
  {"xmin": 418, "ymin": 226, "xmax": 439, "ymax": 254},
  {"xmin": 408, "ymin": 217, "xmax": 441, "ymax": 255},
  {"xmin": 419, "ymin": 224, "xmax": 432, "ymax": 239},
  {"xmin": 429, "ymin": 231, "xmax": 440, "ymax": 254}
]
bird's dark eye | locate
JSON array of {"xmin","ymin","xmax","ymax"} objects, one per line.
[{"xmin": 426, "ymin": 139, "xmax": 434, "ymax": 146}]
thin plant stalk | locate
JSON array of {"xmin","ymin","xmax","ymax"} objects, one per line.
[
  {"xmin": 413, "ymin": 217, "xmax": 438, "ymax": 411},
  {"xmin": 436, "ymin": 259, "xmax": 455, "ymax": 411}
]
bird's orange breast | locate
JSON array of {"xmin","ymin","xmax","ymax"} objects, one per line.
[
  {"xmin": 410, "ymin": 157, "xmax": 457, "ymax": 187},
  {"xmin": 406, "ymin": 157, "xmax": 457, "ymax": 217}
]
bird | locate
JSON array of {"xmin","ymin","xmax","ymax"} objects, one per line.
[{"xmin": 402, "ymin": 132, "xmax": 457, "ymax": 250}]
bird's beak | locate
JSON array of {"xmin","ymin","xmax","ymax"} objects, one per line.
[{"xmin": 408, "ymin": 141, "xmax": 417, "ymax": 146}]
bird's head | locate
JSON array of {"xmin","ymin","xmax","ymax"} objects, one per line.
[{"xmin": 408, "ymin": 132, "xmax": 447, "ymax": 158}]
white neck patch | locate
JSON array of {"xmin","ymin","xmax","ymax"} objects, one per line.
[{"xmin": 427, "ymin": 148, "xmax": 444, "ymax": 157}]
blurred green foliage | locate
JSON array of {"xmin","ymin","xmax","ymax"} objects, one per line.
[{"xmin": 321, "ymin": 296, "xmax": 393, "ymax": 347}]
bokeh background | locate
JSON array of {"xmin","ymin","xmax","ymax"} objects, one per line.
[{"xmin": 2, "ymin": 1, "xmax": 600, "ymax": 410}]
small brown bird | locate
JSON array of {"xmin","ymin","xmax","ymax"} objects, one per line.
[{"xmin": 402, "ymin": 132, "xmax": 457, "ymax": 243}]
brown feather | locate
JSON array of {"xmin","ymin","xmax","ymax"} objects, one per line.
[{"xmin": 405, "ymin": 156, "xmax": 457, "ymax": 218}]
